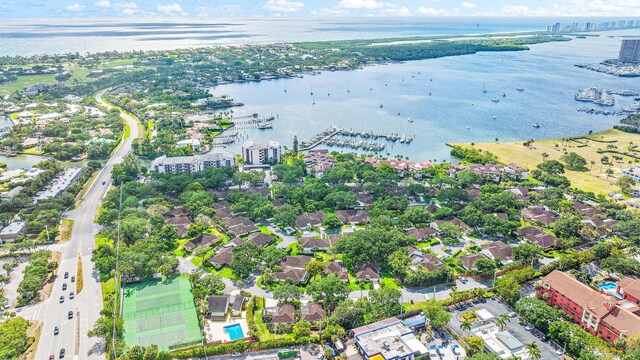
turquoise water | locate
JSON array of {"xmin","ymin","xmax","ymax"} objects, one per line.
[
  {"xmin": 224, "ymin": 324, "xmax": 244, "ymax": 341},
  {"xmin": 599, "ymin": 282, "xmax": 622, "ymax": 299}
]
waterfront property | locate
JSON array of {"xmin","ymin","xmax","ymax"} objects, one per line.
[
  {"xmin": 538, "ymin": 270, "xmax": 640, "ymax": 344},
  {"xmin": 241, "ymin": 140, "xmax": 281, "ymax": 165},
  {"xmin": 151, "ymin": 151, "xmax": 235, "ymax": 173}
]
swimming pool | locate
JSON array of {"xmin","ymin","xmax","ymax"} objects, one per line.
[
  {"xmin": 599, "ymin": 282, "xmax": 622, "ymax": 299},
  {"xmin": 224, "ymin": 324, "xmax": 245, "ymax": 341}
]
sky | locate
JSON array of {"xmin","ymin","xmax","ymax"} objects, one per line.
[{"xmin": 1, "ymin": 0, "xmax": 640, "ymax": 18}]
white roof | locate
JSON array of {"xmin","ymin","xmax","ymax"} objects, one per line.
[{"xmin": 476, "ymin": 308, "xmax": 495, "ymax": 321}]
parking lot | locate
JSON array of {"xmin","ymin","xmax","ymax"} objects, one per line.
[{"xmin": 448, "ymin": 298, "xmax": 562, "ymax": 359}]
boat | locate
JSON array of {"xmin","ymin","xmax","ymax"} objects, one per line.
[
  {"xmin": 257, "ymin": 123, "xmax": 273, "ymax": 129},
  {"xmin": 328, "ymin": 92, "xmax": 330, "ymax": 96},
  {"xmin": 429, "ymin": 92, "xmax": 432, "ymax": 96},
  {"xmin": 310, "ymin": 86, "xmax": 313, "ymax": 96},
  {"xmin": 492, "ymin": 116, "xmax": 497, "ymax": 119},
  {"xmin": 501, "ymin": 93, "xmax": 506, "ymax": 97},
  {"xmin": 516, "ymin": 87, "xmax": 524, "ymax": 91},
  {"xmin": 491, "ymin": 98, "xmax": 500, "ymax": 103},
  {"xmin": 408, "ymin": 118, "xmax": 413, "ymax": 123},
  {"xmin": 397, "ymin": 112, "xmax": 401, "ymax": 116},
  {"xmin": 380, "ymin": 104, "xmax": 384, "ymax": 108},
  {"xmin": 532, "ymin": 123, "xmax": 540, "ymax": 128},
  {"xmin": 482, "ymin": 84, "xmax": 487, "ymax": 94},
  {"xmin": 466, "ymin": 125, "xmax": 470, "ymax": 130}
]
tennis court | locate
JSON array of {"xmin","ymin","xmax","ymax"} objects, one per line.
[{"xmin": 122, "ymin": 277, "xmax": 202, "ymax": 350}]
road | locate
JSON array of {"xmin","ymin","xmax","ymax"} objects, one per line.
[{"xmin": 21, "ymin": 89, "xmax": 141, "ymax": 360}]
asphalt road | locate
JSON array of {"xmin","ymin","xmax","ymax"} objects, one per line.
[{"xmin": 21, "ymin": 89, "xmax": 141, "ymax": 360}]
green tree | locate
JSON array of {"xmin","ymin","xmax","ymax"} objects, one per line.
[
  {"xmin": 307, "ymin": 275, "xmax": 351, "ymax": 303},
  {"xmin": 422, "ymin": 298, "xmax": 451, "ymax": 328},
  {"xmin": 322, "ymin": 214, "xmax": 343, "ymax": 229},
  {"xmin": 292, "ymin": 319, "xmax": 311, "ymax": 338},
  {"xmin": 494, "ymin": 276, "xmax": 521, "ymax": 306},
  {"xmin": 525, "ymin": 342, "xmax": 541, "ymax": 360},
  {"xmin": 561, "ymin": 152, "xmax": 587, "ymax": 171},
  {"xmin": 273, "ymin": 283, "xmax": 303, "ymax": 301},
  {"xmin": 0, "ymin": 317, "xmax": 33, "ymax": 360},
  {"xmin": 369, "ymin": 287, "xmax": 402, "ymax": 320},
  {"xmin": 617, "ymin": 175, "xmax": 635, "ymax": 195},
  {"xmin": 473, "ymin": 258, "xmax": 497, "ymax": 274},
  {"xmin": 536, "ymin": 160, "xmax": 565, "ymax": 174},
  {"xmin": 460, "ymin": 319, "xmax": 473, "ymax": 334},
  {"xmin": 495, "ymin": 313, "xmax": 510, "ymax": 331},
  {"xmin": 305, "ymin": 259, "xmax": 326, "ymax": 280}
]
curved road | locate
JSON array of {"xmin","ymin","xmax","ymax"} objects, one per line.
[{"xmin": 22, "ymin": 89, "xmax": 141, "ymax": 360}]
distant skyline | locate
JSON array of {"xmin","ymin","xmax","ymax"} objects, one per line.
[{"xmin": 1, "ymin": 0, "xmax": 640, "ymax": 19}]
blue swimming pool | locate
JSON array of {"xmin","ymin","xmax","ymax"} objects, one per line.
[
  {"xmin": 599, "ymin": 282, "xmax": 622, "ymax": 299},
  {"xmin": 224, "ymin": 324, "xmax": 244, "ymax": 341}
]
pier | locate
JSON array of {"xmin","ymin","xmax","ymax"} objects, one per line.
[{"xmin": 300, "ymin": 126, "xmax": 413, "ymax": 152}]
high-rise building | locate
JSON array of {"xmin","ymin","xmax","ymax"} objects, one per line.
[
  {"xmin": 551, "ymin": 22, "xmax": 561, "ymax": 33},
  {"xmin": 619, "ymin": 39, "xmax": 640, "ymax": 63},
  {"xmin": 242, "ymin": 140, "xmax": 282, "ymax": 165}
]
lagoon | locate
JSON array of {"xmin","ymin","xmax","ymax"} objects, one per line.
[{"xmin": 212, "ymin": 29, "xmax": 640, "ymax": 162}]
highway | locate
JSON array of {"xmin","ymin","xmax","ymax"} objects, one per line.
[{"xmin": 21, "ymin": 89, "xmax": 141, "ymax": 360}]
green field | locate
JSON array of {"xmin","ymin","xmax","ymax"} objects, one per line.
[
  {"xmin": 0, "ymin": 74, "xmax": 58, "ymax": 94},
  {"xmin": 121, "ymin": 277, "xmax": 201, "ymax": 351}
]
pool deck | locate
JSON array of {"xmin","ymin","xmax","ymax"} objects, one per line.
[{"xmin": 205, "ymin": 311, "xmax": 250, "ymax": 343}]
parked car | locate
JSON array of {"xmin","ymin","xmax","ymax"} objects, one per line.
[
  {"xmin": 54, "ymin": 326, "xmax": 59, "ymax": 335},
  {"xmin": 49, "ymin": 355, "xmax": 54, "ymax": 360},
  {"xmin": 68, "ymin": 311, "xmax": 73, "ymax": 319},
  {"xmin": 507, "ymin": 312, "xmax": 517, "ymax": 318}
]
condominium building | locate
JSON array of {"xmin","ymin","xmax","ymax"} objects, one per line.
[
  {"xmin": 619, "ymin": 39, "xmax": 640, "ymax": 63},
  {"xmin": 151, "ymin": 151, "xmax": 235, "ymax": 174},
  {"xmin": 538, "ymin": 270, "xmax": 640, "ymax": 344},
  {"xmin": 242, "ymin": 140, "xmax": 281, "ymax": 165}
]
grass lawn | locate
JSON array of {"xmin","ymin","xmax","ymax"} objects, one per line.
[
  {"xmin": 22, "ymin": 147, "xmax": 44, "ymax": 155},
  {"xmin": 95, "ymin": 233, "xmax": 113, "ymax": 247},
  {"xmin": 252, "ymin": 297, "xmax": 295, "ymax": 341},
  {"xmin": 286, "ymin": 243, "xmax": 299, "ymax": 256},
  {"xmin": 101, "ymin": 278, "xmax": 115, "ymax": 308},
  {"xmin": 218, "ymin": 267, "xmax": 237, "ymax": 280},
  {"xmin": 57, "ymin": 219, "xmax": 74, "ymax": 243},
  {"xmin": 0, "ymin": 74, "xmax": 58, "ymax": 94},
  {"xmin": 452, "ymin": 128, "xmax": 640, "ymax": 195}
]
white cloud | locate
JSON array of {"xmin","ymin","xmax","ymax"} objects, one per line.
[
  {"xmin": 94, "ymin": 0, "xmax": 111, "ymax": 8},
  {"xmin": 156, "ymin": 3, "xmax": 187, "ymax": 16},
  {"xmin": 489, "ymin": 0, "xmax": 640, "ymax": 17},
  {"xmin": 113, "ymin": 2, "xmax": 139, "ymax": 15},
  {"xmin": 416, "ymin": 6, "xmax": 446, "ymax": 15},
  {"xmin": 263, "ymin": 0, "xmax": 305, "ymax": 13},
  {"xmin": 382, "ymin": 5, "xmax": 411, "ymax": 16},
  {"xmin": 196, "ymin": 5, "xmax": 242, "ymax": 17},
  {"xmin": 337, "ymin": 0, "xmax": 384, "ymax": 9},
  {"xmin": 461, "ymin": 2, "xmax": 477, "ymax": 9},
  {"xmin": 65, "ymin": 3, "xmax": 85, "ymax": 11}
]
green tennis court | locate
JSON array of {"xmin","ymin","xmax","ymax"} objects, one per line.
[{"xmin": 122, "ymin": 277, "xmax": 202, "ymax": 350}]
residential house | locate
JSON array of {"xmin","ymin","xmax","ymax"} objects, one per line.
[
  {"xmin": 301, "ymin": 236, "xmax": 332, "ymax": 252},
  {"xmin": 230, "ymin": 295, "xmax": 246, "ymax": 316},
  {"xmin": 516, "ymin": 226, "xmax": 558, "ymax": 248},
  {"xmin": 617, "ymin": 278, "xmax": 640, "ymax": 305},
  {"xmin": 295, "ymin": 211, "xmax": 327, "ymax": 230},
  {"xmin": 521, "ymin": 206, "xmax": 558, "ymax": 226},
  {"xmin": 407, "ymin": 246, "xmax": 445, "ymax": 271},
  {"xmin": 324, "ymin": 261, "xmax": 349, "ymax": 281},
  {"xmin": 301, "ymin": 302, "xmax": 326, "ymax": 324},
  {"xmin": 0, "ymin": 221, "xmax": 26, "ymax": 244},
  {"xmin": 355, "ymin": 262, "xmax": 381, "ymax": 282},
  {"xmin": 267, "ymin": 303, "xmax": 296, "ymax": 325},
  {"xmin": 206, "ymin": 249, "xmax": 234, "ymax": 268},
  {"xmin": 207, "ymin": 295, "xmax": 229, "ymax": 320},
  {"xmin": 303, "ymin": 149, "xmax": 335, "ymax": 177},
  {"xmin": 480, "ymin": 242, "xmax": 513, "ymax": 264},
  {"xmin": 247, "ymin": 232, "xmax": 274, "ymax": 247},
  {"xmin": 433, "ymin": 218, "xmax": 471, "ymax": 233},
  {"xmin": 184, "ymin": 233, "xmax": 218, "ymax": 252},
  {"xmin": 405, "ymin": 227, "xmax": 437, "ymax": 242},
  {"xmin": 274, "ymin": 255, "xmax": 313, "ymax": 284},
  {"xmin": 334, "ymin": 209, "xmax": 370, "ymax": 224},
  {"xmin": 459, "ymin": 253, "xmax": 489, "ymax": 271}
]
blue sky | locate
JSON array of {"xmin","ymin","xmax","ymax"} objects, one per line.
[{"xmin": 1, "ymin": 0, "xmax": 639, "ymax": 18}]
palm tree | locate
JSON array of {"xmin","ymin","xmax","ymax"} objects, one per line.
[
  {"xmin": 496, "ymin": 313, "xmax": 510, "ymax": 331},
  {"xmin": 460, "ymin": 319, "xmax": 473, "ymax": 334},
  {"xmin": 541, "ymin": 152, "xmax": 549, "ymax": 162},
  {"xmin": 526, "ymin": 341, "xmax": 541, "ymax": 360}
]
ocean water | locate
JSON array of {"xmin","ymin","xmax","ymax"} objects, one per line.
[
  {"xmin": 211, "ymin": 29, "xmax": 640, "ymax": 162},
  {"xmin": 0, "ymin": 17, "xmax": 632, "ymax": 56}
]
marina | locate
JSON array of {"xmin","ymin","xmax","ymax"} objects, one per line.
[{"xmin": 300, "ymin": 126, "xmax": 412, "ymax": 151}]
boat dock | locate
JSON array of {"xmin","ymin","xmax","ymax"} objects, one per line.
[{"xmin": 300, "ymin": 126, "xmax": 412, "ymax": 151}]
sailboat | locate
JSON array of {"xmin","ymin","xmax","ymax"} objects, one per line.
[
  {"xmin": 408, "ymin": 118, "xmax": 413, "ymax": 123},
  {"xmin": 491, "ymin": 98, "xmax": 500, "ymax": 103},
  {"xmin": 310, "ymin": 86, "xmax": 314, "ymax": 96},
  {"xmin": 501, "ymin": 93, "xmax": 506, "ymax": 97},
  {"xmin": 516, "ymin": 87, "xmax": 525, "ymax": 92},
  {"xmin": 284, "ymin": 81, "xmax": 287, "ymax": 93},
  {"xmin": 312, "ymin": 97, "xmax": 316, "ymax": 105},
  {"xmin": 482, "ymin": 84, "xmax": 488, "ymax": 94}
]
